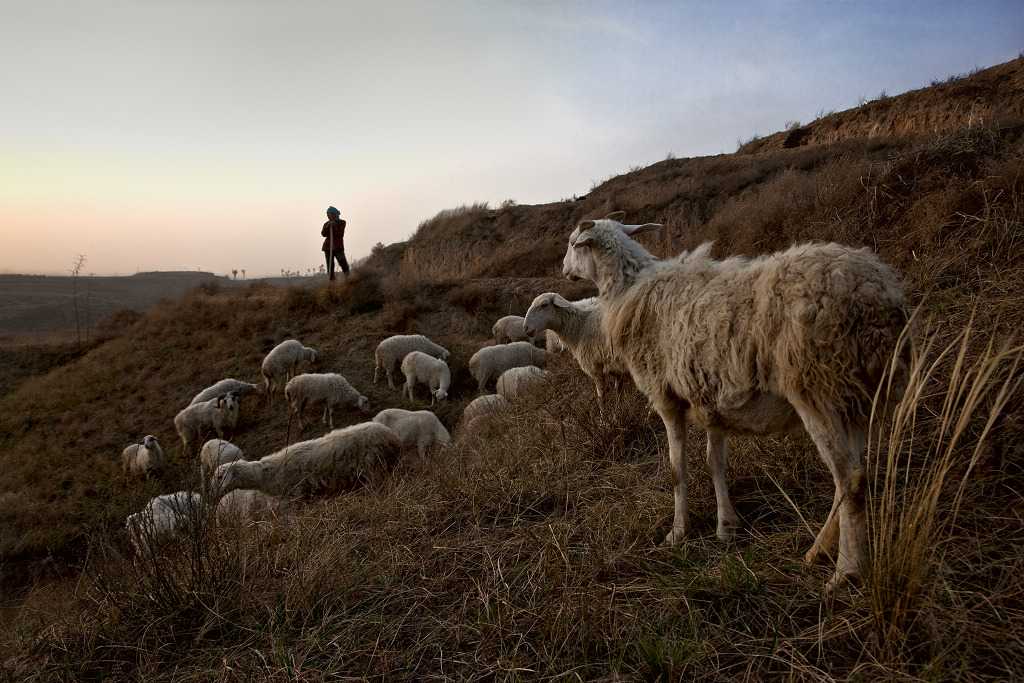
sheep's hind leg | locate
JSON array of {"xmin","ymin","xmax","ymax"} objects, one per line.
[
  {"xmin": 656, "ymin": 396, "xmax": 691, "ymax": 546},
  {"xmin": 798, "ymin": 408, "xmax": 869, "ymax": 591},
  {"xmin": 805, "ymin": 486, "xmax": 841, "ymax": 566},
  {"xmin": 707, "ymin": 429, "xmax": 740, "ymax": 543}
]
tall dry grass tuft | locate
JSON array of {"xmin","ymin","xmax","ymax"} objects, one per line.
[{"xmin": 868, "ymin": 312, "xmax": 1024, "ymax": 666}]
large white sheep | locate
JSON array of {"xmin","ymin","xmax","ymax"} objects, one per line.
[
  {"xmin": 495, "ymin": 365, "xmax": 552, "ymax": 401},
  {"xmin": 284, "ymin": 372, "xmax": 370, "ymax": 430},
  {"xmin": 523, "ymin": 293, "xmax": 630, "ymax": 405},
  {"xmin": 262, "ymin": 340, "xmax": 317, "ymax": 405},
  {"xmin": 190, "ymin": 378, "xmax": 264, "ymax": 405},
  {"xmin": 215, "ymin": 489, "xmax": 287, "ymax": 526},
  {"xmin": 126, "ymin": 491, "xmax": 204, "ymax": 556},
  {"xmin": 564, "ymin": 214, "xmax": 909, "ymax": 590},
  {"xmin": 199, "ymin": 438, "xmax": 246, "ymax": 483},
  {"xmin": 373, "ymin": 334, "xmax": 450, "ymax": 389},
  {"xmin": 211, "ymin": 422, "xmax": 402, "ymax": 501},
  {"xmin": 400, "ymin": 351, "xmax": 452, "ymax": 405},
  {"xmin": 468, "ymin": 341, "xmax": 550, "ymax": 393},
  {"xmin": 174, "ymin": 392, "xmax": 240, "ymax": 453},
  {"xmin": 372, "ymin": 408, "xmax": 452, "ymax": 458},
  {"xmin": 121, "ymin": 435, "xmax": 164, "ymax": 481}
]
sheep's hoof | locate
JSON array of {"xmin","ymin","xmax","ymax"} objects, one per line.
[
  {"xmin": 804, "ymin": 545, "xmax": 836, "ymax": 566},
  {"xmin": 716, "ymin": 525, "xmax": 739, "ymax": 545},
  {"xmin": 824, "ymin": 569, "xmax": 861, "ymax": 594},
  {"xmin": 661, "ymin": 528, "xmax": 689, "ymax": 547}
]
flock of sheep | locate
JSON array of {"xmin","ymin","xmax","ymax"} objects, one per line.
[{"xmin": 122, "ymin": 213, "xmax": 910, "ymax": 591}]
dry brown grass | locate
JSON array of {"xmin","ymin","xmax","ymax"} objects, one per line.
[{"xmin": 2, "ymin": 59, "xmax": 1024, "ymax": 679}]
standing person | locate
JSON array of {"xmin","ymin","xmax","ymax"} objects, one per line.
[{"xmin": 321, "ymin": 206, "xmax": 349, "ymax": 280}]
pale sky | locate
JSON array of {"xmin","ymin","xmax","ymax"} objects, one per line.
[{"xmin": 2, "ymin": 1, "xmax": 1021, "ymax": 278}]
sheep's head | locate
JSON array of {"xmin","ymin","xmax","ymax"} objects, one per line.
[
  {"xmin": 357, "ymin": 395, "xmax": 371, "ymax": 412},
  {"xmin": 219, "ymin": 392, "xmax": 240, "ymax": 416},
  {"xmin": 566, "ymin": 215, "xmax": 662, "ymax": 292},
  {"xmin": 211, "ymin": 460, "xmax": 249, "ymax": 495},
  {"xmin": 524, "ymin": 292, "xmax": 571, "ymax": 337},
  {"xmin": 440, "ymin": 349, "xmax": 451, "ymax": 361},
  {"xmin": 432, "ymin": 388, "xmax": 448, "ymax": 403},
  {"xmin": 142, "ymin": 435, "xmax": 159, "ymax": 450}
]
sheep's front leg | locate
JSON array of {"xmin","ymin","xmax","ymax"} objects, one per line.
[
  {"xmin": 707, "ymin": 429, "xmax": 740, "ymax": 543},
  {"xmin": 656, "ymin": 399, "xmax": 691, "ymax": 546}
]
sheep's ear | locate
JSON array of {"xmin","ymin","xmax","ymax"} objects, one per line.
[
  {"xmin": 604, "ymin": 211, "xmax": 627, "ymax": 222},
  {"xmin": 552, "ymin": 295, "xmax": 572, "ymax": 309},
  {"xmin": 575, "ymin": 220, "xmax": 596, "ymax": 233},
  {"xmin": 623, "ymin": 223, "xmax": 662, "ymax": 237}
]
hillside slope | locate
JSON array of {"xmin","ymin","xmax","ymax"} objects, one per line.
[{"xmin": 1, "ymin": 56, "xmax": 1023, "ymax": 681}]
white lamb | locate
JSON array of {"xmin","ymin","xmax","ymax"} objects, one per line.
[
  {"xmin": 495, "ymin": 365, "xmax": 552, "ymax": 401},
  {"xmin": 400, "ymin": 351, "xmax": 452, "ymax": 404},
  {"xmin": 564, "ymin": 214, "xmax": 909, "ymax": 590},
  {"xmin": 284, "ymin": 372, "xmax": 370, "ymax": 430},
  {"xmin": 174, "ymin": 392, "xmax": 240, "ymax": 453},
  {"xmin": 372, "ymin": 408, "xmax": 452, "ymax": 458},
  {"xmin": 211, "ymin": 422, "xmax": 402, "ymax": 501},
  {"xmin": 523, "ymin": 293, "xmax": 630, "ymax": 405},
  {"xmin": 121, "ymin": 435, "xmax": 164, "ymax": 481},
  {"xmin": 262, "ymin": 340, "xmax": 317, "ymax": 405},
  {"xmin": 190, "ymin": 378, "xmax": 264, "ymax": 405},
  {"xmin": 468, "ymin": 341, "xmax": 550, "ymax": 393},
  {"xmin": 373, "ymin": 334, "xmax": 450, "ymax": 389},
  {"xmin": 215, "ymin": 489, "xmax": 286, "ymax": 526},
  {"xmin": 126, "ymin": 491, "xmax": 204, "ymax": 556},
  {"xmin": 199, "ymin": 438, "xmax": 246, "ymax": 482}
]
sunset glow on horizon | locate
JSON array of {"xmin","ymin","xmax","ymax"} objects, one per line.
[{"xmin": 2, "ymin": 1, "xmax": 1020, "ymax": 278}]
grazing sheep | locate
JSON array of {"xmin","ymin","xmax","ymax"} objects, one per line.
[
  {"xmin": 372, "ymin": 408, "xmax": 452, "ymax": 458},
  {"xmin": 468, "ymin": 341, "xmax": 550, "ymax": 392},
  {"xmin": 126, "ymin": 491, "xmax": 204, "ymax": 556},
  {"xmin": 374, "ymin": 334, "xmax": 450, "ymax": 389},
  {"xmin": 174, "ymin": 392, "xmax": 240, "ymax": 453},
  {"xmin": 211, "ymin": 422, "xmax": 402, "ymax": 501},
  {"xmin": 546, "ymin": 329, "xmax": 565, "ymax": 355},
  {"xmin": 493, "ymin": 315, "xmax": 548, "ymax": 347},
  {"xmin": 215, "ymin": 489, "xmax": 286, "ymax": 526},
  {"xmin": 190, "ymin": 378, "xmax": 264, "ymax": 405},
  {"xmin": 400, "ymin": 351, "xmax": 452, "ymax": 405},
  {"xmin": 262, "ymin": 340, "xmax": 317, "ymax": 405},
  {"xmin": 492, "ymin": 315, "xmax": 530, "ymax": 344},
  {"xmin": 462, "ymin": 394, "xmax": 510, "ymax": 425},
  {"xmin": 285, "ymin": 372, "xmax": 370, "ymax": 430},
  {"xmin": 524, "ymin": 293, "xmax": 630, "ymax": 405},
  {"xmin": 200, "ymin": 438, "xmax": 245, "ymax": 483},
  {"xmin": 459, "ymin": 394, "xmax": 511, "ymax": 438},
  {"xmin": 564, "ymin": 214, "xmax": 909, "ymax": 590},
  {"xmin": 121, "ymin": 435, "xmax": 164, "ymax": 481},
  {"xmin": 495, "ymin": 365, "xmax": 552, "ymax": 401}
]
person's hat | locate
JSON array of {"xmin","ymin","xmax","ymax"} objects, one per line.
[{"xmin": 326, "ymin": 206, "xmax": 340, "ymax": 216}]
